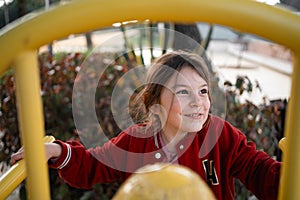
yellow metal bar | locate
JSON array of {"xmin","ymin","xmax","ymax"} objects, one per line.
[
  {"xmin": 0, "ymin": 0, "xmax": 298, "ymax": 199},
  {"xmin": 1, "ymin": 0, "xmax": 300, "ymax": 75},
  {"xmin": 13, "ymin": 51, "xmax": 50, "ymax": 200},
  {"xmin": 0, "ymin": 136, "xmax": 55, "ymax": 199},
  {"xmin": 279, "ymin": 55, "xmax": 300, "ymax": 200}
]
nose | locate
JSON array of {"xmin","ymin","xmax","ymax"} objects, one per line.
[{"xmin": 189, "ymin": 92, "xmax": 202, "ymax": 107}]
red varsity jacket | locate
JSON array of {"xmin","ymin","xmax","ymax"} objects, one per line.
[{"xmin": 49, "ymin": 115, "xmax": 281, "ymax": 200}]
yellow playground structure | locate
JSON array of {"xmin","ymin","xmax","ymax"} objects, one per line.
[{"xmin": 0, "ymin": 0, "xmax": 300, "ymax": 199}]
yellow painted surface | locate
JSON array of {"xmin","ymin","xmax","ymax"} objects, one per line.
[
  {"xmin": 0, "ymin": 136, "xmax": 55, "ymax": 199},
  {"xmin": 278, "ymin": 137, "xmax": 286, "ymax": 153},
  {"xmin": 279, "ymin": 56, "xmax": 300, "ymax": 200},
  {"xmin": 0, "ymin": 0, "xmax": 299, "ymax": 199},
  {"xmin": 13, "ymin": 51, "xmax": 50, "ymax": 200},
  {"xmin": 113, "ymin": 163, "xmax": 216, "ymax": 200},
  {"xmin": 1, "ymin": 0, "xmax": 300, "ymax": 74}
]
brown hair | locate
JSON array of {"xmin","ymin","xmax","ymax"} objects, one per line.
[{"xmin": 130, "ymin": 50, "xmax": 211, "ymax": 124}]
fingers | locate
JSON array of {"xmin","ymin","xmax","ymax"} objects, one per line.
[
  {"xmin": 10, "ymin": 150, "xmax": 25, "ymax": 166},
  {"xmin": 10, "ymin": 143, "xmax": 61, "ymax": 165},
  {"xmin": 17, "ymin": 146, "xmax": 24, "ymax": 153}
]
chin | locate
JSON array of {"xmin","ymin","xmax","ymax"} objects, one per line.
[{"xmin": 183, "ymin": 124, "xmax": 203, "ymax": 133}]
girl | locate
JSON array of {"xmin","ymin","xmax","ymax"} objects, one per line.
[{"xmin": 11, "ymin": 50, "xmax": 281, "ymax": 199}]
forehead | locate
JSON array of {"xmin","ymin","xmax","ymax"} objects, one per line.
[{"xmin": 169, "ymin": 66, "xmax": 207, "ymax": 86}]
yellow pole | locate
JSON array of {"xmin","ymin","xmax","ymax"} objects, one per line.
[
  {"xmin": 279, "ymin": 54, "xmax": 300, "ymax": 200},
  {"xmin": 13, "ymin": 51, "xmax": 50, "ymax": 200},
  {"xmin": 0, "ymin": 136, "xmax": 55, "ymax": 199}
]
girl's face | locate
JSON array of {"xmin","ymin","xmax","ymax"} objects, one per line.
[{"xmin": 158, "ymin": 66, "xmax": 210, "ymax": 135}]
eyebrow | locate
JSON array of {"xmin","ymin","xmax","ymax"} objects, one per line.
[{"xmin": 172, "ymin": 83, "xmax": 208, "ymax": 89}]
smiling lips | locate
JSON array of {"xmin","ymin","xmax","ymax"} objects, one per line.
[{"xmin": 184, "ymin": 113, "xmax": 203, "ymax": 120}]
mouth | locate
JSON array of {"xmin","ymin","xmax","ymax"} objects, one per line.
[{"xmin": 184, "ymin": 113, "xmax": 203, "ymax": 119}]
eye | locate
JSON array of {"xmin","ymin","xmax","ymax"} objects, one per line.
[
  {"xmin": 199, "ymin": 88, "xmax": 208, "ymax": 94},
  {"xmin": 176, "ymin": 89, "xmax": 189, "ymax": 95}
]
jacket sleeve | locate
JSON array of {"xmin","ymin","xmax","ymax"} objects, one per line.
[
  {"xmin": 48, "ymin": 139, "xmax": 123, "ymax": 189},
  {"xmin": 230, "ymin": 129, "xmax": 281, "ymax": 200}
]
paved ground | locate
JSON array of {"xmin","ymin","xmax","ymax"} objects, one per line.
[{"xmin": 206, "ymin": 41, "xmax": 291, "ymax": 104}]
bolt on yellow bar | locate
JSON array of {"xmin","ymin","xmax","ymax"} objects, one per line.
[
  {"xmin": 13, "ymin": 51, "xmax": 50, "ymax": 200},
  {"xmin": 279, "ymin": 55, "xmax": 300, "ymax": 200},
  {"xmin": 0, "ymin": 136, "xmax": 55, "ymax": 199}
]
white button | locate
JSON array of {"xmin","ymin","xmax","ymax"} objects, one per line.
[
  {"xmin": 179, "ymin": 145, "xmax": 184, "ymax": 150},
  {"xmin": 155, "ymin": 153, "xmax": 161, "ymax": 159}
]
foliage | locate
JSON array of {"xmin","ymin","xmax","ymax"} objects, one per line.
[
  {"xmin": 223, "ymin": 75, "xmax": 286, "ymax": 199},
  {"xmin": 0, "ymin": 50, "xmax": 140, "ymax": 199},
  {"xmin": 0, "ymin": 49, "xmax": 286, "ymax": 199},
  {"xmin": 0, "ymin": 69, "xmax": 18, "ymax": 162},
  {"xmin": 223, "ymin": 76, "xmax": 285, "ymax": 156}
]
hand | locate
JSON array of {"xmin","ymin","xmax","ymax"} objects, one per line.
[
  {"xmin": 10, "ymin": 146, "xmax": 25, "ymax": 165},
  {"xmin": 10, "ymin": 143, "xmax": 62, "ymax": 165}
]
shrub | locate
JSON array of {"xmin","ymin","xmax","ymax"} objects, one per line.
[{"xmin": 0, "ymin": 51, "xmax": 285, "ymax": 199}]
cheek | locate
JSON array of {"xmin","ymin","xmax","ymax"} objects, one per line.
[
  {"xmin": 160, "ymin": 88, "xmax": 177, "ymax": 111},
  {"xmin": 160, "ymin": 95, "xmax": 171, "ymax": 112},
  {"xmin": 170, "ymin": 100, "xmax": 182, "ymax": 114},
  {"xmin": 159, "ymin": 92, "xmax": 176, "ymax": 120},
  {"xmin": 205, "ymin": 98, "xmax": 211, "ymax": 109}
]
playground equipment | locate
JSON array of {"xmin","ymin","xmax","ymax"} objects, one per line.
[
  {"xmin": 0, "ymin": 136, "xmax": 55, "ymax": 199},
  {"xmin": 113, "ymin": 163, "xmax": 216, "ymax": 200},
  {"xmin": 0, "ymin": 0, "xmax": 300, "ymax": 199}
]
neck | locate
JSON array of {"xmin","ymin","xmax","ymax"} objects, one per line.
[{"xmin": 161, "ymin": 129, "xmax": 187, "ymax": 152}]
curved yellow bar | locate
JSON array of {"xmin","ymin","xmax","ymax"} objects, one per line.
[
  {"xmin": 0, "ymin": 136, "xmax": 55, "ymax": 200},
  {"xmin": 0, "ymin": 0, "xmax": 300, "ymax": 74},
  {"xmin": 0, "ymin": 0, "xmax": 299, "ymax": 199}
]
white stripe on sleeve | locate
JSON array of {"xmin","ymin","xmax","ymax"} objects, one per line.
[{"xmin": 58, "ymin": 143, "xmax": 71, "ymax": 169}]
